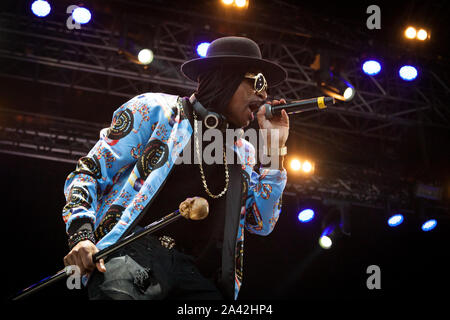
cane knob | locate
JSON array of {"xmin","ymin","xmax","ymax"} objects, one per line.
[{"xmin": 179, "ymin": 197, "xmax": 209, "ymax": 220}]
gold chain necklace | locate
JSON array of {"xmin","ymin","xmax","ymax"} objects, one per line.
[{"xmin": 193, "ymin": 111, "xmax": 229, "ymax": 199}]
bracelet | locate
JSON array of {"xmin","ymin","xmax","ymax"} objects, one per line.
[
  {"xmin": 68, "ymin": 230, "xmax": 96, "ymax": 249},
  {"xmin": 263, "ymin": 145, "xmax": 287, "ymax": 157}
]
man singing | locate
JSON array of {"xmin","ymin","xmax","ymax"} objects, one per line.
[{"xmin": 62, "ymin": 36, "xmax": 290, "ymax": 300}]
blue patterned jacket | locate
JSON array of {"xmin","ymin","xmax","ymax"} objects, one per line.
[{"xmin": 62, "ymin": 92, "xmax": 287, "ymax": 299}]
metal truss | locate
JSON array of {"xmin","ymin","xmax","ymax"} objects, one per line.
[
  {"xmin": 283, "ymin": 172, "xmax": 449, "ymax": 220},
  {"xmin": 283, "ymin": 171, "xmax": 410, "ymax": 212},
  {"xmin": 0, "ymin": 108, "xmax": 102, "ymax": 164},
  {"xmin": 0, "ymin": 7, "xmax": 449, "ymax": 164}
]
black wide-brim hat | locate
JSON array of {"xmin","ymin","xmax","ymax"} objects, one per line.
[{"xmin": 181, "ymin": 36, "xmax": 287, "ymax": 87}]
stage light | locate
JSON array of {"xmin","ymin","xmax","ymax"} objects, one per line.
[
  {"xmin": 404, "ymin": 26, "xmax": 430, "ymax": 41},
  {"xmin": 387, "ymin": 214, "xmax": 404, "ymax": 227},
  {"xmin": 289, "ymin": 158, "xmax": 315, "ymax": 174},
  {"xmin": 317, "ymin": 71, "xmax": 355, "ymax": 102},
  {"xmin": 319, "ymin": 224, "xmax": 336, "ymax": 249},
  {"xmin": 421, "ymin": 219, "xmax": 437, "ymax": 232},
  {"xmin": 343, "ymin": 87, "xmax": 355, "ymax": 101},
  {"xmin": 417, "ymin": 29, "xmax": 428, "ymax": 41},
  {"xmin": 298, "ymin": 209, "xmax": 315, "ymax": 223},
  {"xmin": 235, "ymin": 0, "xmax": 247, "ymax": 8},
  {"xmin": 138, "ymin": 49, "xmax": 154, "ymax": 65},
  {"xmin": 221, "ymin": 0, "xmax": 248, "ymax": 8},
  {"xmin": 404, "ymin": 26, "xmax": 417, "ymax": 39},
  {"xmin": 319, "ymin": 217, "xmax": 337, "ymax": 250},
  {"xmin": 196, "ymin": 42, "xmax": 210, "ymax": 57},
  {"xmin": 399, "ymin": 65, "xmax": 418, "ymax": 81},
  {"xmin": 290, "ymin": 159, "xmax": 301, "ymax": 171},
  {"xmin": 31, "ymin": 0, "xmax": 51, "ymax": 17},
  {"xmin": 318, "ymin": 202, "xmax": 351, "ymax": 250},
  {"xmin": 362, "ymin": 60, "xmax": 381, "ymax": 76},
  {"xmin": 72, "ymin": 7, "xmax": 91, "ymax": 24},
  {"xmin": 301, "ymin": 160, "xmax": 313, "ymax": 173},
  {"xmin": 319, "ymin": 235, "xmax": 332, "ymax": 249},
  {"xmin": 311, "ymin": 53, "xmax": 356, "ymax": 102}
]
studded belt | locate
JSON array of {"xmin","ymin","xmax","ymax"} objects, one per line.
[{"xmin": 158, "ymin": 235, "xmax": 176, "ymax": 249}]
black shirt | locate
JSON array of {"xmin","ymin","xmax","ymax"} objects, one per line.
[{"xmin": 137, "ymin": 98, "xmax": 231, "ymax": 280}]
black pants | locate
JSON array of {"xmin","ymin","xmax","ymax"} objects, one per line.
[{"xmin": 87, "ymin": 234, "xmax": 223, "ymax": 300}]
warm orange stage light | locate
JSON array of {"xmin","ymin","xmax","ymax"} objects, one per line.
[{"xmin": 289, "ymin": 158, "xmax": 315, "ymax": 174}]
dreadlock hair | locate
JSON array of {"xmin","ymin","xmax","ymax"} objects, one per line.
[{"xmin": 195, "ymin": 65, "xmax": 246, "ymax": 115}]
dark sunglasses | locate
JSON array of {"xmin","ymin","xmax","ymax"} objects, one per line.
[{"xmin": 244, "ymin": 72, "xmax": 268, "ymax": 93}]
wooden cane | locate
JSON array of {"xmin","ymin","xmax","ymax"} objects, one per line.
[{"xmin": 11, "ymin": 197, "xmax": 209, "ymax": 300}]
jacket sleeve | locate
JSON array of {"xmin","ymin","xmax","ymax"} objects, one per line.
[
  {"xmin": 243, "ymin": 142, "xmax": 287, "ymax": 236},
  {"xmin": 62, "ymin": 94, "xmax": 160, "ymax": 234}
]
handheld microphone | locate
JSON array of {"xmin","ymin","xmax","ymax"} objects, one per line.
[{"xmin": 263, "ymin": 96, "xmax": 335, "ymax": 119}]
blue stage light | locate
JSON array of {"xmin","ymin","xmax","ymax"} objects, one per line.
[
  {"xmin": 387, "ymin": 214, "xmax": 404, "ymax": 227},
  {"xmin": 421, "ymin": 219, "xmax": 437, "ymax": 232},
  {"xmin": 399, "ymin": 65, "xmax": 418, "ymax": 81},
  {"xmin": 362, "ymin": 60, "xmax": 381, "ymax": 75},
  {"xmin": 298, "ymin": 209, "xmax": 315, "ymax": 223},
  {"xmin": 72, "ymin": 7, "xmax": 91, "ymax": 24},
  {"xmin": 31, "ymin": 0, "xmax": 51, "ymax": 17},
  {"xmin": 196, "ymin": 42, "xmax": 210, "ymax": 57}
]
